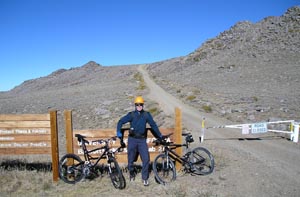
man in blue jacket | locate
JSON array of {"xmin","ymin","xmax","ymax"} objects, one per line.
[{"xmin": 116, "ymin": 96, "xmax": 163, "ymax": 186}]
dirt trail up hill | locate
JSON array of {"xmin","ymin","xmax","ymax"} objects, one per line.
[{"xmin": 139, "ymin": 65, "xmax": 300, "ymax": 196}]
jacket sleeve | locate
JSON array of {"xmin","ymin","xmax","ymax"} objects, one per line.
[
  {"xmin": 116, "ymin": 112, "xmax": 132, "ymax": 139},
  {"xmin": 146, "ymin": 112, "xmax": 162, "ymax": 139}
]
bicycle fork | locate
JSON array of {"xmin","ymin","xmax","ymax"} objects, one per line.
[
  {"xmin": 105, "ymin": 155, "xmax": 112, "ymax": 174},
  {"xmin": 164, "ymin": 152, "xmax": 172, "ymax": 171}
]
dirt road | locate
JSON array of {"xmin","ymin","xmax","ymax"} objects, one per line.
[{"xmin": 139, "ymin": 65, "xmax": 300, "ymax": 196}]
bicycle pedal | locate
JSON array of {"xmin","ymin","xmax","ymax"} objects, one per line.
[{"xmin": 130, "ymin": 176, "xmax": 135, "ymax": 181}]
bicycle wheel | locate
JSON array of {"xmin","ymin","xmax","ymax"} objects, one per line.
[
  {"xmin": 59, "ymin": 153, "xmax": 84, "ymax": 184},
  {"xmin": 152, "ymin": 153, "xmax": 176, "ymax": 185},
  {"xmin": 108, "ymin": 157, "xmax": 126, "ymax": 189},
  {"xmin": 189, "ymin": 147, "xmax": 215, "ymax": 175}
]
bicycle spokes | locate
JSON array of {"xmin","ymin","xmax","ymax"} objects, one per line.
[
  {"xmin": 152, "ymin": 133, "xmax": 215, "ymax": 185},
  {"xmin": 189, "ymin": 147, "xmax": 214, "ymax": 175},
  {"xmin": 59, "ymin": 154, "xmax": 84, "ymax": 184},
  {"xmin": 152, "ymin": 154, "xmax": 176, "ymax": 184},
  {"xmin": 108, "ymin": 157, "xmax": 126, "ymax": 189}
]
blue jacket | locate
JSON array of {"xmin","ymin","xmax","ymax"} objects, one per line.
[{"xmin": 117, "ymin": 110, "xmax": 162, "ymax": 139}]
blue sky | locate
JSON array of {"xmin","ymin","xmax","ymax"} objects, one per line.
[{"xmin": 0, "ymin": 0, "xmax": 298, "ymax": 91}]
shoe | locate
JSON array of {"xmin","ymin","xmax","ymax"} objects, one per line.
[{"xmin": 143, "ymin": 179, "xmax": 149, "ymax": 186}]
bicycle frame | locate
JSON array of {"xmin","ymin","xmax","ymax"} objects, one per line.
[
  {"xmin": 156, "ymin": 132, "xmax": 195, "ymax": 169},
  {"xmin": 79, "ymin": 137, "xmax": 118, "ymax": 168},
  {"xmin": 59, "ymin": 134, "xmax": 126, "ymax": 188},
  {"xmin": 162, "ymin": 143, "xmax": 191, "ymax": 168},
  {"xmin": 152, "ymin": 133, "xmax": 215, "ymax": 185}
]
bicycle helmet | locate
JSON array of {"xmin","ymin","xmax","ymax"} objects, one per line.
[{"xmin": 134, "ymin": 96, "xmax": 144, "ymax": 104}]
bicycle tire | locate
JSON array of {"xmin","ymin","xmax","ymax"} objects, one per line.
[
  {"xmin": 108, "ymin": 157, "xmax": 126, "ymax": 189},
  {"xmin": 59, "ymin": 153, "xmax": 84, "ymax": 184},
  {"xmin": 152, "ymin": 153, "xmax": 176, "ymax": 185},
  {"xmin": 189, "ymin": 147, "xmax": 215, "ymax": 175}
]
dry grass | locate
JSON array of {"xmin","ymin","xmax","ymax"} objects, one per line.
[
  {"xmin": 134, "ymin": 72, "xmax": 147, "ymax": 91},
  {"xmin": 0, "ymin": 165, "xmax": 217, "ymax": 197},
  {"xmin": 0, "ymin": 169, "xmax": 54, "ymax": 196},
  {"xmin": 0, "ymin": 142, "xmax": 230, "ymax": 196}
]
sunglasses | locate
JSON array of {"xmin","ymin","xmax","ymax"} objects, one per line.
[{"xmin": 135, "ymin": 103, "xmax": 144, "ymax": 107}]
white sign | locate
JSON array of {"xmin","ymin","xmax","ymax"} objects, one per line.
[
  {"xmin": 242, "ymin": 124, "xmax": 250, "ymax": 134},
  {"xmin": 251, "ymin": 123, "xmax": 268, "ymax": 134}
]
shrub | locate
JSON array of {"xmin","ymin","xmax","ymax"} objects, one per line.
[
  {"xmin": 133, "ymin": 72, "xmax": 146, "ymax": 90},
  {"xmin": 133, "ymin": 72, "xmax": 142, "ymax": 81},
  {"xmin": 202, "ymin": 105, "xmax": 212, "ymax": 113},
  {"xmin": 252, "ymin": 96, "xmax": 258, "ymax": 102},
  {"xmin": 148, "ymin": 107, "xmax": 159, "ymax": 116},
  {"xmin": 137, "ymin": 82, "xmax": 146, "ymax": 90},
  {"xmin": 186, "ymin": 95, "xmax": 196, "ymax": 101}
]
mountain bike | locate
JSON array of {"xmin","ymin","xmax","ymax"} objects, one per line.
[
  {"xmin": 59, "ymin": 134, "xmax": 126, "ymax": 189},
  {"xmin": 152, "ymin": 132, "xmax": 214, "ymax": 185}
]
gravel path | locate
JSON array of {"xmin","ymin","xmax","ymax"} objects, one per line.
[{"xmin": 139, "ymin": 65, "xmax": 300, "ymax": 196}]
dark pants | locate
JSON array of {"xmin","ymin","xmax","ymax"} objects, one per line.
[{"xmin": 127, "ymin": 137, "xmax": 150, "ymax": 180}]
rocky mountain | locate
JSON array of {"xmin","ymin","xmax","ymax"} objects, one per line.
[
  {"xmin": 0, "ymin": 6, "xmax": 300, "ymax": 196},
  {"xmin": 1, "ymin": 6, "xmax": 299, "ymax": 131},
  {"xmin": 146, "ymin": 6, "xmax": 300, "ymax": 123},
  {"xmin": 0, "ymin": 61, "xmax": 156, "ymax": 129}
]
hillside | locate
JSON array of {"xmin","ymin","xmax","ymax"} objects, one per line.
[
  {"xmin": 0, "ymin": 6, "xmax": 299, "ymax": 149},
  {"xmin": 146, "ymin": 6, "xmax": 300, "ymax": 123},
  {"xmin": 0, "ymin": 61, "xmax": 172, "ymax": 154},
  {"xmin": 1, "ymin": 6, "xmax": 300, "ymax": 197}
]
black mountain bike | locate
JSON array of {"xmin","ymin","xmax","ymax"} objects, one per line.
[
  {"xmin": 152, "ymin": 133, "xmax": 214, "ymax": 185},
  {"xmin": 59, "ymin": 134, "xmax": 126, "ymax": 189}
]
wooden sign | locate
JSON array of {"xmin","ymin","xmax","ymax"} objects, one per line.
[
  {"xmin": 0, "ymin": 111, "xmax": 59, "ymax": 182},
  {"xmin": 64, "ymin": 109, "xmax": 182, "ymax": 165},
  {"xmin": 72, "ymin": 128, "xmax": 174, "ymax": 164}
]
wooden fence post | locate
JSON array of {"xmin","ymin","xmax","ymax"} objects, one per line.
[
  {"xmin": 64, "ymin": 110, "xmax": 73, "ymax": 154},
  {"xmin": 50, "ymin": 110, "xmax": 59, "ymax": 182},
  {"xmin": 175, "ymin": 107, "xmax": 182, "ymax": 170}
]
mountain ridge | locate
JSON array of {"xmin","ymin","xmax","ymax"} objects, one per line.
[
  {"xmin": 1, "ymin": 6, "xmax": 300, "ymax": 197},
  {"xmin": 1, "ymin": 6, "xmax": 299, "ymax": 127},
  {"xmin": 145, "ymin": 6, "xmax": 300, "ymax": 123}
]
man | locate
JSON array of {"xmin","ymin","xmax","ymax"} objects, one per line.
[{"xmin": 116, "ymin": 96, "xmax": 163, "ymax": 186}]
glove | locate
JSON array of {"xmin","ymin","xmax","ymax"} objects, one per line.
[
  {"xmin": 117, "ymin": 131, "xmax": 123, "ymax": 139},
  {"xmin": 120, "ymin": 139, "xmax": 126, "ymax": 148},
  {"xmin": 159, "ymin": 135, "xmax": 165, "ymax": 142},
  {"xmin": 154, "ymin": 137, "xmax": 163, "ymax": 145},
  {"xmin": 158, "ymin": 136, "xmax": 165, "ymax": 145}
]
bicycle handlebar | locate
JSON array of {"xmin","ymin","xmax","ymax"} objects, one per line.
[
  {"xmin": 153, "ymin": 138, "xmax": 172, "ymax": 146},
  {"xmin": 153, "ymin": 132, "xmax": 194, "ymax": 147}
]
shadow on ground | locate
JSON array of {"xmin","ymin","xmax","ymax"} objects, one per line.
[
  {"xmin": 0, "ymin": 159, "xmax": 52, "ymax": 171},
  {"xmin": 204, "ymin": 135, "xmax": 286, "ymax": 141}
]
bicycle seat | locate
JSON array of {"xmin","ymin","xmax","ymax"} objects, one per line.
[
  {"xmin": 75, "ymin": 134, "xmax": 86, "ymax": 139},
  {"xmin": 75, "ymin": 134, "xmax": 89, "ymax": 144}
]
